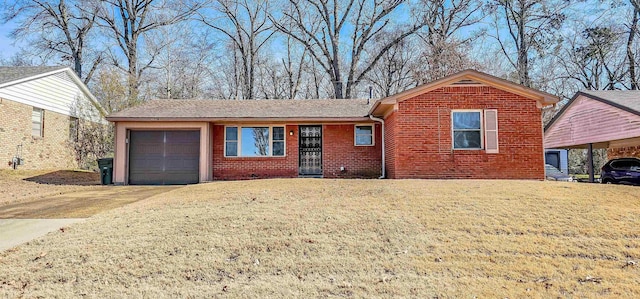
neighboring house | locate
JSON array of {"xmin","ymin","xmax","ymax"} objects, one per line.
[
  {"xmin": 107, "ymin": 70, "xmax": 558, "ymax": 185},
  {"xmin": 545, "ymin": 91, "xmax": 640, "ymax": 159},
  {"xmin": 0, "ymin": 66, "xmax": 105, "ymax": 170},
  {"xmin": 545, "ymin": 149, "xmax": 569, "ymax": 174},
  {"xmin": 544, "ymin": 91, "xmax": 640, "ymax": 180}
]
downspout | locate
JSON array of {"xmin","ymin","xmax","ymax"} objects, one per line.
[{"xmin": 369, "ymin": 115, "xmax": 385, "ymax": 179}]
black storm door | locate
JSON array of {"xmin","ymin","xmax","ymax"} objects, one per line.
[{"xmin": 299, "ymin": 126, "xmax": 322, "ymax": 175}]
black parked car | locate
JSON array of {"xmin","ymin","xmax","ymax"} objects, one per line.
[{"xmin": 601, "ymin": 158, "xmax": 640, "ymax": 185}]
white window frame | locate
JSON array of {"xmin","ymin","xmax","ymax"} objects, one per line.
[
  {"xmin": 224, "ymin": 125, "xmax": 286, "ymax": 157},
  {"xmin": 32, "ymin": 107, "xmax": 44, "ymax": 138},
  {"xmin": 451, "ymin": 109, "xmax": 483, "ymax": 150},
  {"xmin": 354, "ymin": 124, "xmax": 375, "ymax": 146}
]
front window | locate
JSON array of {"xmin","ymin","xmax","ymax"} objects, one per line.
[
  {"xmin": 225, "ymin": 127, "xmax": 238, "ymax": 156},
  {"xmin": 32, "ymin": 108, "xmax": 43, "ymax": 137},
  {"xmin": 225, "ymin": 126, "xmax": 285, "ymax": 157},
  {"xmin": 452, "ymin": 111, "xmax": 482, "ymax": 149},
  {"xmin": 355, "ymin": 125, "xmax": 374, "ymax": 146}
]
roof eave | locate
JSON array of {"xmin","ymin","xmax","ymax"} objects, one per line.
[
  {"xmin": 106, "ymin": 116, "xmax": 374, "ymax": 123},
  {"xmin": 0, "ymin": 66, "xmax": 68, "ymax": 89},
  {"xmin": 374, "ymin": 70, "xmax": 559, "ymax": 112}
]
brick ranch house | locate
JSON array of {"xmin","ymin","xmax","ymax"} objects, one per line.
[
  {"xmin": 106, "ymin": 70, "xmax": 559, "ymax": 185},
  {"xmin": 0, "ymin": 66, "xmax": 105, "ymax": 169}
]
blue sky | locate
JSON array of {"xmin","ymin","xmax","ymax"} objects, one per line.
[{"xmin": 0, "ymin": 20, "xmax": 21, "ymax": 59}]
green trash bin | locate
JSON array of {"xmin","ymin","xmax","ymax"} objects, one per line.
[{"xmin": 97, "ymin": 158, "xmax": 114, "ymax": 185}]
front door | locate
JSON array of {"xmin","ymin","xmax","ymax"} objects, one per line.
[{"xmin": 299, "ymin": 125, "xmax": 322, "ymax": 176}]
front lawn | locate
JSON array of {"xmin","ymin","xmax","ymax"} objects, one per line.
[
  {"xmin": 0, "ymin": 179, "xmax": 638, "ymax": 297},
  {"xmin": 0, "ymin": 169, "xmax": 100, "ymax": 206}
]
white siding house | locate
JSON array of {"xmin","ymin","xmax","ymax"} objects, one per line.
[{"xmin": 0, "ymin": 66, "xmax": 105, "ymax": 169}]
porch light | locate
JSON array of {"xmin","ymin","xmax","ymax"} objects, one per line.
[{"xmin": 289, "ymin": 130, "xmax": 294, "ymax": 136}]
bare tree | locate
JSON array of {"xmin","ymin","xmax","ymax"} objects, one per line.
[
  {"xmin": 2, "ymin": 0, "xmax": 103, "ymax": 83},
  {"xmin": 207, "ymin": 42, "xmax": 244, "ymax": 99},
  {"xmin": 200, "ymin": 0, "xmax": 274, "ymax": 99},
  {"xmin": 272, "ymin": 0, "xmax": 428, "ymax": 99},
  {"xmin": 488, "ymin": 0, "xmax": 570, "ymax": 87},
  {"xmin": 255, "ymin": 35, "xmax": 309, "ymax": 99},
  {"xmin": 416, "ymin": 0, "xmax": 483, "ymax": 82},
  {"xmin": 70, "ymin": 96, "xmax": 113, "ymax": 169},
  {"xmin": 559, "ymin": 26, "xmax": 627, "ymax": 90},
  {"xmin": 365, "ymin": 35, "xmax": 418, "ymax": 97},
  {"xmin": 149, "ymin": 25, "xmax": 216, "ymax": 99},
  {"xmin": 280, "ymin": 35, "xmax": 308, "ymax": 99},
  {"xmin": 627, "ymin": 0, "xmax": 640, "ymax": 89},
  {"xmin": 92, "ymin": 68, "xmax": 130, "ymax": 114},
  {"xmin": 0, "ymin": 50, "xmax": 37, "ymax": 66},
  {"xmin": 97, "ymin": 0, "xmax": 205, "ymax": 104}
]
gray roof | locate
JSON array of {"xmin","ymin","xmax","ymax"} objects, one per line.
[
  {"xmin": 0, "ymin": 66, "xmax": 68, "ymax": 85},
  {"xmin": 107, "ymin": 98, "xmax": 376, "ymax": 120},
  {"xmin": 580, "ymin": 90, "xmax": 640, "ymax": 114}
]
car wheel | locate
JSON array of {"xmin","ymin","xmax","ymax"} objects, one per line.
[{"xmin": 602, "ymin": 178, "xmax": 614, "ymax": 184}]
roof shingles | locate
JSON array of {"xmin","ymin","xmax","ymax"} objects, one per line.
[
  {"xmin": 107, "ymin": 98, "xmax": 376, "ymax": 120},
  {"xmin": 580, "ymin": 90, "xmax": 640, "ymax": 114},
  {"xmin": 0, "ymin": 66, "xmax": 68, "ymax": 86}
]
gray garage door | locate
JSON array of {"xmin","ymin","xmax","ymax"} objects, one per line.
[{"xmin": 129, "ymin": 130, "xmax": 200, "ymax": 185}]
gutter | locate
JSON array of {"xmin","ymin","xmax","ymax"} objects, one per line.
[{"xmin": 369, "ymin": 115, "xmax": 385, "ymax": 179}]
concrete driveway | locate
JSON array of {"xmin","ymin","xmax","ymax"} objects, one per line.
[{"xmin": 0, "ymin": 186, "xmax": 180, "ymax": 251}]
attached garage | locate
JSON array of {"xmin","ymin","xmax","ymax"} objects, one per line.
[{"xmin": 128, "ymin": 130, "xmax": 200, "ymax": 185}]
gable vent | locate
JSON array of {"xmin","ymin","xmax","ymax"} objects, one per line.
[{"xmin": 451, "ymin": 79, "xmax": 482, "ymax": 85}]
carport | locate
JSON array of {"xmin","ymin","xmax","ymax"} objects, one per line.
[{"xmin": 544, "ymin": 91, "xmax": 640, "ymax": 182}]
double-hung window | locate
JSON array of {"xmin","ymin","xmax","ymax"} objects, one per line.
[
  {"xmin": 354, "ymin": 125, "xmax": 374, "ymax": 146},
  {"xmin": 225, "ymin": 126, "xmax": 286, "ymax": 157},
  {"xmin": 451, "ymin": 109, "xmax": 499, "ymax": 153},
  {"xmin": 32, "ymin": 108, "xmax": 44, "ymax": 137},
  {"xmin": 452, "ymin": 110, "xmax": 482, "ymax": 149}
]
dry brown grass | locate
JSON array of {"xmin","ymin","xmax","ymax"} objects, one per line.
[
  {"xmin": 0, "ymin": 179, "xmax": 639, "ymax": 297},
  {"xmin": 0, "ymin": 169, "xmax": 100, "ymax": 206}
]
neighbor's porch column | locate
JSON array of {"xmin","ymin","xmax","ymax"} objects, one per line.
[{"xmin": 587, "ymin": 143, "xmax": 594, "ymax": 183}]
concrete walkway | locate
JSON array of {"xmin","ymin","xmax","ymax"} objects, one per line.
[
  {"xmin": 0, "ymin": 219, "xmax": 84, "ymax": 251},
  {"xmin": 0, "ymin": 186, "xmax": 180, "ymax": 251}
]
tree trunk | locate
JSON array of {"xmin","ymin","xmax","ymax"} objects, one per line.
[
  {"xmin": 128, "ymin": 40, "xmax": 139, "ymax": 105},
  {"xmin": 628, "ymin": 5, "xmax": 639, "ymax": 90},
  {"xmin": 517, "ymin": 14, "xmax": 530, "ymax": 87}
]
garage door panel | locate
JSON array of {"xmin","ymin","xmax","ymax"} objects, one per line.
[
  {"xmin": 129, "ymin": 130, "xmax": 200, "ymax": 185},
  {"xmin": 130, "ymin": 172, "xmax": 166, "ymax": 185}
]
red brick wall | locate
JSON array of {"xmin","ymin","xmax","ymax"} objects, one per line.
[
  {"xmin": 384, "ymin": 112, "xmax": 398, "ymax": 179},
  {"xmin": 323, "ymin": 124, "xmax": 382, "ymax": 178},
  {"xmin": 608, "ymin": 146, "xmax": 640, "ymax": 159},
  {"xmin": 386, "ymin": 86, "xmax": 545, "ymax": 180},
  {"xmin": 213, "ymin": 124, "xmax": 299, "ymax": 180},
  {"xmin": 212, "ymin": 123, "xmax": 382, "ymax": 180}
]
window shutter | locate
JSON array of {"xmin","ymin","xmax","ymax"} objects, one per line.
[{"xmin": 484, "ymin": 109, "xmax": 498, "ymax": 153}]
